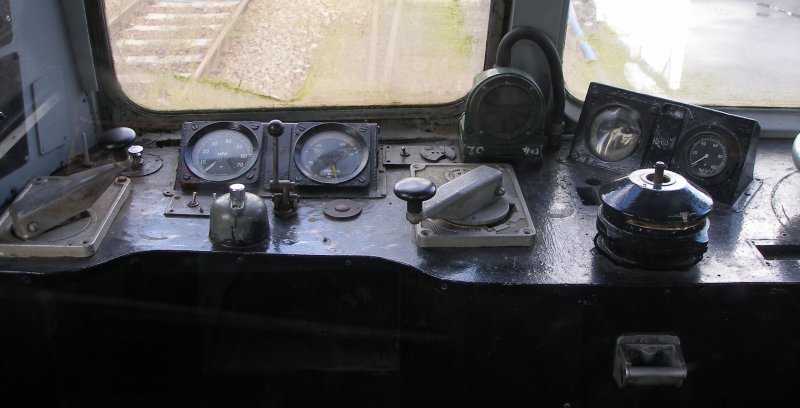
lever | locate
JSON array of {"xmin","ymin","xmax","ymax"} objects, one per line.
[
  {"xmin": 393, "ymin": 177, "xmax": 436, "ymax": 224},
  {"xmin": 394, "ymin": 165, "xmax": 505, "ymax": 224},
  {"xmin": 99, "ymin": 127, "xmax": 136, "ymax": 163},
  {"xmin": 267, "ymin": 120, "xmax": 299, "ymax": 219},
  {"xmin": 9, "ymin": 127, "xmax": 137, "ymax": 240}
]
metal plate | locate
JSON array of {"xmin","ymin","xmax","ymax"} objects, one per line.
[
  {"xmin": 32, "ymin": 68, "xmax": 67, "ymax": 154},
  {"xmin": 165, "ymin": 193, "xmax": 215, "ymax": 217},
  {"xmin": 410, "ymin": 163, "xmax": 535, "ymax": 247},
  {"xmin": 0, "ymin": 52, "xmax": 28, "ymax": 178},
  {"xmin": 122, "ymin": 153, "xmax": 163, "ymax": 177},
  {"xmin": 0, "ymin": 177, "xmax": 131, "ymax": 257},
  {"xmin": 382, "ymin": 144, "xmax": 458, "ymax": 166}
]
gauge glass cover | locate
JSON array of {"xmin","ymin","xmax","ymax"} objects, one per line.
[
  {"xmin": 295, "ymin": 127, "xmax": 368, "ymax": 184},
  {"xmin": 188, "ymin": 129, "xmax": 257, "ymax": 181},
  {"xmin": 686, "ymin": 133, "xmax": 728, "ymax": 178},
  {"xmin": 587, "ymin": 106, "xmax": 642, "ymax": 162}
]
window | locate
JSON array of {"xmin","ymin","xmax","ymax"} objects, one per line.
[
  {"xmin": 103, "ymin": 0, "xmax": 492, "ymax": 110},
  {"xmin": 564, "ymin": 0, "xmax": 800, "ymax": 108}
]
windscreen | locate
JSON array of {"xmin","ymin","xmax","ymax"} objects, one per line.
[
  {"xmin": 564, "ymin": 0, "xmax": 800, "ymax": 107},
  {"xmin": 103, "ymin": 0, "xmax": 492, "ymax": 110}
]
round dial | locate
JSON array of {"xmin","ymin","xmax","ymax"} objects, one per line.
[
  {"xmin": 187, "ymin": 128, "xmax": 258, "ymax": 181},
  {"xmin": 294, "ymin": 126, "xmax": 368, "ymax": 184},
  {"xmin": 686, "ymin": 133, "xmax": 728, "ymax": 178},
  {"xmin": 587, "ymin": 106, "xmax": 642, "ymax": 162}
]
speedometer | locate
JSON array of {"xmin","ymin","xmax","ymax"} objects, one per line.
[{"xmin": 184, "ymin": 122, "xmax": 260, "ymax": 182}]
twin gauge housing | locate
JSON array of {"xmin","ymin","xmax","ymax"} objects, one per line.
[
  {"xmin": 176, "ymin": 121, "xmax": 379, "ymax": 192},
  {"xmin": 570, "ymin": 82, "xmax": 760, "ymax": 205}
]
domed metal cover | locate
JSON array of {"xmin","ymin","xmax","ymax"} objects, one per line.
[
  {"xmin": 595, "ymin": 165, "xmax": 714, "ymax": 270},
  {"xmin": 600, "ymin": 168, "xmax": 713, "ymax": 228}
]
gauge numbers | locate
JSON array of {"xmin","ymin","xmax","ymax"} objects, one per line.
[
  {"xmin": 294, "ymin": 123, "xmax": 370, "ymax": 185},
  {"xmin": 186, "ymin": 127, "xmax": 259, "ymax": 182},
  {"xmin": 295, "ymin": 128, "xmax": 368, "ymax": 184},
  {"xmin": 686, "ymin": 133, "xmax": 728, "ymax": 179}
]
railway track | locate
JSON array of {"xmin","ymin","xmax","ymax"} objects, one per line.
[{"xmin": 108, "ymin": 0, "xmax": 251, "ymax": 80}]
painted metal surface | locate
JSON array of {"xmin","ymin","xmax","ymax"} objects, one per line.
[{"xmin": 0, "ymin": 137, "xmax": 797, "ymax": 285}]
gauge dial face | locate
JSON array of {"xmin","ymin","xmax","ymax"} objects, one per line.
[
  {"xmin": 188, "ymin": 129, "xmax": 258, "ymax": 181},
  {"xmin": 686, "ymin": 133, "xmax": 728, "ymax": 178},
  {"xmin": 587, "ymin": 106, "xmax": 642, "ymax": 162},
  {"xmin": 295, "ymin": 128, "xmax": 368, "ymax": 184}
]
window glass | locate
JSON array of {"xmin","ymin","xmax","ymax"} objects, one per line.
[
  {"xmin": 103, "ymin": 0, "xmax": 492, "ymax": 110},
  {"xmin": 564, "ymin": 0, "xmax": 800, "ymax": 107}
]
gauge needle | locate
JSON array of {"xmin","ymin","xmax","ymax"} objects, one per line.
[
  {"xmin": 205, "ymin": 161, "xmax": 217, "ymax": 172},
  {"xmin": 691, "ymin": 154, "xmax": 709, "ymax": 166},
  {"xmin": 331, "ymin": 163, "xmax": 338, "ymax": 178}
]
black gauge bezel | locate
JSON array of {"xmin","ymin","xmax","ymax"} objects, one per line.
[
  {"xmin": 676, "ymin": 125, "xmax": 740, "ymax": 185},
  {"xmin": 182, "ymin": 121, "xmax": 262, "ymax": 183},
  {"xmin": 292, "ymin": 123, "xmax": 372, "ymax": 186},
  {"xmin": 470, "ymin": 73, "xmax": 545, "ymax": 142},
  {"xmin": 585, "ymin": 104, "xmax": 643, "ymax": 162}
]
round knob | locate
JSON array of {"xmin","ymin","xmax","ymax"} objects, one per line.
[
  {"xmin": 98, "ymin": 127, "xmax": 136, "ymax": 151},
  {"xmin": 394, "ymin": 177, "xmax": 436, "ymax": 216},
  {"xmin": 127, "ymin": 145, "xmax": 143, "ymax": 157},
  {"xmin": 267, "ymin": 120, "xmax": 284, "ymax": 137},
  {"xmin": 230, "ymin": 183, "xmax": 246, "ymax": 208}
]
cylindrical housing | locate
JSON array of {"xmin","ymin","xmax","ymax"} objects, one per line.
[{"xmin": 209, "ymin": 185, "xmax": 269, "ymax": 246}]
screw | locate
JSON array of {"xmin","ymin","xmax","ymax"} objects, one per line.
[
  {"xmin": 5, "ymin": 15, "xmax": 10, "ymax": 23},
  {"xmin": 495, "ymin": 186, "xmax": 505, "ymax": 196},
  {"xmin": 116, "ymin": 176, "xmax": 128, "ymax": 183},
  {"xmin": 191, "ymin": 123, "xmax": 199, "ymax": 130},
  {"xmin": 0, "ymin": 111, "xmax": 5, "ymax": 121},
  {"xmin": 400, "ymin": 146, "xmax": 410, "ymax": 157},
  {"xmin": 358, "ymin": 176, "xmax": 366, "ymax": 183},
  {"xmin": 251, "ymin": 123, "xmax": 260, "ymax": 129},
  {"xmin": 187, "ymin": 192, "xmax": 199, "ymax": 208},
  {"xmin": 295, "ymin": 175, "xmax": 302, "ymax": 181},
  {"xmin": 183, "ymin": 174, "xmax": 190, "ymax": 180},
  {"xmin": 26, "ymin": 222, "xmax": 39, "ymax": 232},
  {"xmin": 163, "ymin": 190, "xmax": 174, "ymax": 197}
]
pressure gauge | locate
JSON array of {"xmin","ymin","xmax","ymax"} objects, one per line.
[
  {"xmin": 586, "ymin": 106, "xmax": 642, "ymax": 162},
  {"xmin": 292, "ymin": 123, "xmax": 373, "ymax": 186},
  {"xmin": 685, "ymin": 133, "xmax": 729, "ymax": 178}
]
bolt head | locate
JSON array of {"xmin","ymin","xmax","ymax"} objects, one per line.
[{"xmin": 26, "ymin": 222, "xmax": 39, "ymax": 232}]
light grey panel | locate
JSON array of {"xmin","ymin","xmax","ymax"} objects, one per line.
[{"xmin": 32, "ymin": 67, "xmax": 67, "ymax": 155}]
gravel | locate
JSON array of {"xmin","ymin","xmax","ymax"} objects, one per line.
[{"xmin": 209, "ymin": 0, "xmax": 369, "ymax": 101}]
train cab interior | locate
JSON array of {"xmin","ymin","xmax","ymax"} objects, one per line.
[{"xmin": 1, "ymin": 0, "xmax": 800, "ymax": 406}]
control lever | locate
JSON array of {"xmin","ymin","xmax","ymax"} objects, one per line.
[
  {"xmin": 394, "ymin": 165, "xmax": 505, "ymax": 224},
  {"xmin": 267, "ymin": 120, "xmax": 299, "ymax": 219},
  {"xmin": 9, "ymin": 127, "xmax": 137, "ymax": 240}
]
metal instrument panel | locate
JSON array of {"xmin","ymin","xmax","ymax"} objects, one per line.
[{"xmin": 0, "ymin": 134, "xmax": 796, "ymax": 287}]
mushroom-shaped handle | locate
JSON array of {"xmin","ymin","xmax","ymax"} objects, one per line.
[
  {"xmin": 99, "ymin": 127, "xmax": 136, "ymax": 162},
  {"xmin": 394, "ymin": 177, "xmax": 436, "ymax": 223}
]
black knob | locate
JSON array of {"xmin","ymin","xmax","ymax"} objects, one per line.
[
  {"xmin": 98, "ymin": 127, "xmax": 136, "ymax": 151},
  {"xmin": 267, "ymin": 120, "xmax": 284, "ymax": 137},
  {"xmin": 394, "ymin": 177, "xmax": 436, "ymax": 215},
  {"xmin": 99, "ymin": 127, "xmax": 136, "ymax": 162}
]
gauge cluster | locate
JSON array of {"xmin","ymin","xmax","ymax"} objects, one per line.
[
  {"xmin": 569, "ymin": 82, "xmax": 760, "ymax": 205},
  {"xmin": 176, "ymin": 121, "xmax": 379, "ymax": 195}
]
